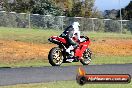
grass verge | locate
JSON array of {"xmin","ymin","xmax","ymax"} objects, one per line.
[
  {"xmin": 0, "ymin": 56, "xmax": 131, "ymax": 67},
  {"xmin": 0, "ymin": 27, "xmax": 132, "ymax": 44},
  {"xmin": 0, "ymin": 27, "xmax": 61, "ymax": 44},
  {"xmin": 0, "ymin": 80, "xmax": 131, "ymax": 88},
  {"xmin": 92, "ymin": 55, "xmax": 132, "ymax": 65}
]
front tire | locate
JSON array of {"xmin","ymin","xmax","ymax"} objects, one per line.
[
  {"xmin": 48, "ymin": 47, "xmax": 63, "ymax": 66},
  {"xmin": 80, "ymin": 48, "xmax": 92, "ymax": 65}
]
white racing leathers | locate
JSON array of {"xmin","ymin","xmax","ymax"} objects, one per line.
[{"xmin": 66, "ymin": 22, "xmax": 81, "ymax": 55}]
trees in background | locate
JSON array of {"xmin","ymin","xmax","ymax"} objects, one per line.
[
  {"xmin": 53, "ymin": 0, "xmax": 95, "ymax": 17},
  {"xmin": 104, "ymin": 9, "xmax": 118, "ymax": 19},
  {"xmin": 102, "ymin": 1, "xmax": 132, "ymax": 20},
  {"xmin": 2, "ymin": 0, "xmax": 62, "ymax": 15},
  {"xmin": 31, "ymin": 0, "xmax": 62, "ymax": 15},
  {"xmin": 2, "ymin": 0, "xmax": 98, "ymax": 17},
  {"xmin": 117, "ymin": 1, "xmax": 132, "ymax": 20},
  {"xmin": 0, "ymin": 0, "xmax": 3, "ymax": 10},
  {"xmin": 52, "ymin": 0, "xmax": 73, "ymax": 16},
  {"xmin": 1, "ymin": 0, "xmax": 132, "ymax": 19},
  {"xmin": 116, "ymin": 0, "xmax": 132, "ymax": 34},
  {"xmin": 2, "ymin": 0, "xmax": 34, "ymax": 12}
]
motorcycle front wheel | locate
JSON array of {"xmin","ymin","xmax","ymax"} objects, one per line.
[
  {"xmin": 80, "ymin": 48, "xmax": 92, "ymax": 65},
  {"xmin": 48, "ymin": 47, "xmax": 63, "ymax": 66}
]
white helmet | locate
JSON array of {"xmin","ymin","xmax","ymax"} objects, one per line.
[{"xmin": 72, "ymin": 22, "xmax": 80, "ymax": 31}]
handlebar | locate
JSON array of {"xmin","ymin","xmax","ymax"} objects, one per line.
[{"xmin": 79, "ymin": 36, "xmax": 89, "ymax": 43}]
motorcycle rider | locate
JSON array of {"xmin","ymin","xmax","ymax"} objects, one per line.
[{"xmin": 60, "ymin": 22, "xmax": 81, "ymax": 62}]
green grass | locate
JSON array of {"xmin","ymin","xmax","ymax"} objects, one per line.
[
  {"xmin": 0, "ymin": 56, "xmax": 131, "ymax": 67},
  {"xmin": 0, "ymin": 59, "xmax": 49, "ymax": 67},
  {"xmin": 92, "ymin": 55, "xmax": 132, "ymax": 65},
  {"xmin": 0, "ymin": 81, "xmax": 132, "ymax": 88},
  {"xmin": 0, "ymin": 27, "xmax": 132, "ymax": 44},
  {"xmin": 86, "ymin": 32, "xmax": 132, "ymax": 39},
  {"xmin": 0, "ymin": 27, "xmax": 61, "ymax": 44}
]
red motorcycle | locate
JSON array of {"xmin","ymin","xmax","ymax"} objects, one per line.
[{"xmin": 48, "ymin": 35, "xmax": 92, "ymax": 66}]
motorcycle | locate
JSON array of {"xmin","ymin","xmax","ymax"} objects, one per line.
[{"xmin": 48, "ymin": 35, "xmax": 92, "ymax": 66}]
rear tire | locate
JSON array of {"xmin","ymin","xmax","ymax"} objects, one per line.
[
  {"xmin": 48, "ymin": 47, "xmax": 63, "ymax": 66},
  {"xmin": 80, "ymin": 48, "xmax": 92, "ymax": 65}
]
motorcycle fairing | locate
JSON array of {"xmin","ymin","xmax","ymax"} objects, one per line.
[
  {"xmin": 49, "ymin": 36, "xmax": 67, "ymax": 44},
  {"xmin": 75, "ymin": 40, "xmax": 90, "ymax": 59}
]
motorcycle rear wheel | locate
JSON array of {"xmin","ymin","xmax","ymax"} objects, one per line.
[
  {"xmin": 80, "ymin": 48, "xmax": 92, "ymax": 65},
  {"xmin": 48, "ymin": 47, "xmax": 63, "ymax": 66}
]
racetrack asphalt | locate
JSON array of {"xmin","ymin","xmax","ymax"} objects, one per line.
[{"xmin": 0, "ymin": 64, "xmax": 132, "ymax": 86}]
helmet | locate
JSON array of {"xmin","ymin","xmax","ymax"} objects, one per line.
[
  {"xmin": 72, "ymin": 22, "xmax": 80, "ymax": 31},
  {"xmin": 72, "ymin": 22, "xmax": 80, "ymax": 27}
]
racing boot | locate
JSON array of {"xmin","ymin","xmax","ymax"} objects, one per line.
[
  {"xmin": 66, "ymin": 54, "xmax": 74, "ymax": 63},
  {"xmin": 66, "ymin": 46, "xmax": 74, "ymax": 63}
]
